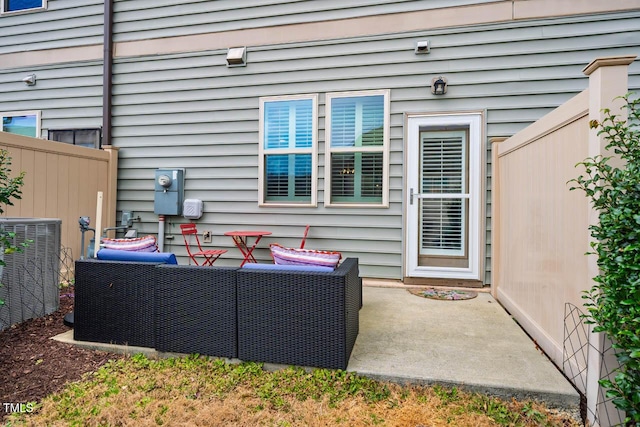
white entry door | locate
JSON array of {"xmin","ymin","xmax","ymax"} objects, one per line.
[{"xmin": 405, "ymin": 113, "xmax": 483, "ymax": 280}]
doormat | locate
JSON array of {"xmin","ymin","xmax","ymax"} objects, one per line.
[{"xmin": 409, "ymin": 287, "xmax": 478, "ymax": 301}]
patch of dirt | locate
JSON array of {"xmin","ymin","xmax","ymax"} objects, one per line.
[{"xmin": 0, "ymin": 286, "xmax": 125, "ymax": 422}]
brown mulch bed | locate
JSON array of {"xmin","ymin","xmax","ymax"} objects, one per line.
[{"xmin": 0, "ymin": 286, "xmax": 125, "ymax": 422}]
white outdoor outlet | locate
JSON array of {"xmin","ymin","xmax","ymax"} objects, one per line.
[{"xmin": 203, "ymin": 231, "xmax": 212, "ymax": 243}]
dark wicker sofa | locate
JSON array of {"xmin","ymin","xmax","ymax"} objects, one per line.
[
  {"xmin": 236, "ymin": 258, "xmax": 361, "ymax": 370},
  {"xmin": 74, "ymin": 258, "xmax": 160, "ymax": 348},
  {"xmin": 74, "ymin": 259, "xmax": 238, "ymax": 358},
  {"xmin": 74, "ymin": 254, "xmax": 362, "ymax": 369},
  {"xmin": 154, "ymin": 264, "xmax": 238, "ymax": 358}
]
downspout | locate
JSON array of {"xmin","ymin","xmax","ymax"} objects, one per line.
[
  {"xmin": 102, "ymin": 0, "xmax": 113, "ymax": 148},
  {"xmin": 101, "ymin": 0, "xmax": 114, "ymax": 237}
]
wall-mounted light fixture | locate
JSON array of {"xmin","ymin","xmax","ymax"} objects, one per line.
[
  {"xmin": 226, "ymin": 47, "xmax": 247, "ymax": 67},
  {"xmin": 431, "ymin": 76, "xmax": 447, "ymax": 95},
  {"xmin": 414, "ymin": 40, "xmax": 430, "ymax": 54},
  {"xmin": 22, "ymin": 74, "xmax": 36, "ymax": 86}
]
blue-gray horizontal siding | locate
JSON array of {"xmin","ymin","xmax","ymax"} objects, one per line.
[
  {"xmin": 110, "ymin": 11, "xmax": 640, "ymax": 279},
  {"xmin": 113, "ymin": 0, "xmax": 499, "ymax": 42},
  {"xmin": 0, "ymin": 62, "xmax": 104, "ymax": 130},
  {"xmin": 0, "ymin": 0, "xmax": 103, "ymax": 54}
]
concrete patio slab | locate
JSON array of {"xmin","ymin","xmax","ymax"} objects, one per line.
[{"xmin": 348, "ymin": 286, "xmax": 580, "ymax": 411}]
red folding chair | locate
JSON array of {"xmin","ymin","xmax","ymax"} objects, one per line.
[{"xmin": 180, "ymin": 223, "xmax": 227, "ymax": 266}]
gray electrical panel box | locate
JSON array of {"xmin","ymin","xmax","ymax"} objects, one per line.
[{"xmin": 154, "ymin": 169, "xmax": 185, "ymax": 215}]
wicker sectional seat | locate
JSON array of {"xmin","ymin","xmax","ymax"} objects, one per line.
[
  {"xmin": 74, "ymin": 258, "xmax": 160, "ymax": 348},
  {"xmin": 73, "ymin": 256, "xmax": 361, "ymax": 370},
  {"xmin": 236, "ymin": 258, "xmax": 361, "ymax": 370},
  {"xmin": 154, "ymin": 264, "xmax": 237, "ymax": 358},
  {"xmin": 74, "ymin": 259, "xmax": 238, "ymax": 357}
]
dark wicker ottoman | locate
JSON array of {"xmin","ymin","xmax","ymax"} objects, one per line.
[
  {"xmin": 74, "ymin": 259, "xmax": 158, "ymax": 348},
  {"xmin": 154, "ymin": 265, "xmax": 238, "ymax": 359},
  {"xmin": 236, "ymin": 258, "xmax": 361, "ymax": 370}
]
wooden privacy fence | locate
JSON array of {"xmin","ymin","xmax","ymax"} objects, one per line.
[
  {"xmin": 492, "ymin": 55, "xmax": 636, "ymax": 426},
  {"xmin": 0, "ymin": 131, "xmax": 118, "ymax": 266}
]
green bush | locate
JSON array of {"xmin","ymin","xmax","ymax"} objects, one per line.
[
  {"xmin": 570, "ymin": 94, "xmax": 640, "ymax": 424},
  {"xmin": 0, "ymin": 148, "xmax": 26, "ymax": 306}
]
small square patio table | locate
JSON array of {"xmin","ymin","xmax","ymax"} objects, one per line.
[{"xmin": 224, "ymin": 230, "xmax": 272, "ymax": 266}]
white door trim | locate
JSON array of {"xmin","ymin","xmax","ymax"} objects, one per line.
[{"xmin": 405, "ymin": 112, "xmax": 483, "ymax": 280}]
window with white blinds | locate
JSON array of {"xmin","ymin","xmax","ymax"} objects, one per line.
[
  {"xmin": 259, "ymin": 95, "xmax": 317, "ymax": 206},
  {"xmin": 420, "ymin": 131, "xmax": 468, "ymax": 256},
  {"xmin": 325, "ymin": 90, "xmax": 389, "ymax": 206}
]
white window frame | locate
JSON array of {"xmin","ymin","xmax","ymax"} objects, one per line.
[
  {"xmin": 324, "ymin": 89, "xmax": 390, "ymax": 208},
  {"xmin": 1, "ymin": 110, "xmax": 41, "ymax": 138},
  {"xmin": 258, "ymin": 94, "xmax": 318, "ymax": 207},
  {"xmin": 1, "ymin": 0, "xmax": 47, "ymax": 14}
]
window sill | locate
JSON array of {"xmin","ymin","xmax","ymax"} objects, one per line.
[
  {"xmin": 1, "ymin": 7, "xmax": 47, "ymax": 15},
  {"xmin": 259, "ymin": 202, "xmax": 318, "ymax": 208},
  {"xmin": 325, "ymin": 202, "xmax": 389, "ymax": 209}
]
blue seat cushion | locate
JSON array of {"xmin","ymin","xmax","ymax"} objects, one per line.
[
  {"xmin": 97, "ymin": 248, "xmax": 178, "ymax": 264},
  {"xmin": 241, "ymin": 263, "xmax": 334, "ymax": 272}
]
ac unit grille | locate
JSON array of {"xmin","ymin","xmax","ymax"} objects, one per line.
[{"xmin": 0, "ymin": 218, "xmax": 61, "ymax": 331}]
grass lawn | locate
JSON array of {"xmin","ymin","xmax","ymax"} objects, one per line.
[{"xmin": 6, "ymin": 354, "xmax": 580, "ymax": 426}]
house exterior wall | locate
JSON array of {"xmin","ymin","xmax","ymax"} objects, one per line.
[
  {"xmin": 0, "ymin": 61, "xmax": 104, "ymax": 131},
  {"xmin": 1, "ymin": 1, "xmax": 639, "ymax": 279},
  {"xmin": 111, "ymin": 0, "xmax": 501, "ymax": 43},
  {"xmin": 0, "ymin": 0, "xmax": 104, "ymax": 128},
  {"xmin": 0, "ymin": 0, "xmax": 103, "ymax": 54}
]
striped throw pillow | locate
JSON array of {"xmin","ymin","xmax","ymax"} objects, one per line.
[
  {"xmin": 270, "ymin": 243, "xmax": 341, "ymax": 269},
  {"xmin": 100, "ymin": 235, "xmax": 158, "ymax": 252}
]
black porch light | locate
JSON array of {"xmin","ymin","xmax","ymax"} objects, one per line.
[{"xmin": 431, "ymin": 76, "xmax": 448, "ymax": 95}]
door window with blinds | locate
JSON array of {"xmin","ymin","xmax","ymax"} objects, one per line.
[
  {"xmin": 419, "ymin": 130, "xmax": 469, "ymax": 268},
  {"xmin": 258, "ymin": 94, "xmax": 318, "ymax": 206},
  {"xmin": 405, "ymin": 113, "xmax": 482, "ymax": 280},
  {"xmin": 325, "ymin": 90, "xmax": 390, "ymax": 207}
]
